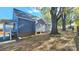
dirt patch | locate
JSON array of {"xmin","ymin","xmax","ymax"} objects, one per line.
[
  {"xmin": 0, "ymin": 33, "xmax": 50, "ymax": 51},
  {"xmin": 33, "ymin": 32, "xmax": 77, "ymax": 51},
  {"xmin": 0, "ymin": 32, "xmax": 77, "ymax": 51}
]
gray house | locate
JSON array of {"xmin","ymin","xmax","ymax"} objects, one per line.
[
  {"xmin": 35, "ymin": 18, "xmax": 51, "ymax": 33},
  {"xmin": 13, "ymin": 8, "xmax": 35, "ymax": 37}
]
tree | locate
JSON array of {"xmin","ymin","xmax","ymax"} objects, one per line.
[
  {"xmin": 40, "ymin": 7, "xmax": 75, "ymax": 34},
  {"xmin": 74, "ymin": 8, "xmax": 79, "ymax": 35},
  {"xmin": 66, "ymin": 8, "xmax": 74, "ymax": 29},
  {"xmin": 61, "ymin": 7, "xmax": 74, "ymax": 31},
  {"xmin": 40, "ymin": 7, "xmax": 51, "ymax": 22},
  {"xmin": 50, "ymin": 7, "xmax": 62, "ymax": 34},
  {"xmin": 61, "ymin": 7, "xmax": 67, "ymax": 31}
]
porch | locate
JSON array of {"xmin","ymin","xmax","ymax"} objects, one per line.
[{"xmin": 0, "ymin": 19, "xmax": 16, "ymax": 42}]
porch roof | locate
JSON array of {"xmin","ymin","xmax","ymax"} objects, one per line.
[{"xmin": 0, "ymin": 19, "xmax": 16, "ymax": 24}]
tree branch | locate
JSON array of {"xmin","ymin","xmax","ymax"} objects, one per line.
[
  {"xmin": 56, "ymin": 7, "xmax": 62, "ymax": 17},
  {"xmin": 57, "ymin": 14, "xmax": 62, "ymax": 21}
]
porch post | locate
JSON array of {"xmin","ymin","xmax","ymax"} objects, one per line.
[
  {"xmin": 3, "ymin": 23, "xmax": 6, "ymax": 40},
  {"xmin": 10, "ymin": 29, "xmax": 12, "ymax": 40}
]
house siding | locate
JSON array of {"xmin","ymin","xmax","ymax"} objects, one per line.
[{"xmin": 18, "ymin": 18, "xmax": 35, "ymax": 36}]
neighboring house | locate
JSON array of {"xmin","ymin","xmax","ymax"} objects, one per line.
[
  {"xmin": 36, "ymin": 18, "xmax": 46, "ymax": 32},
  {"xmin": 35, "ymin": 18, "xmax": 51, "ymax": 33},
  {"xmin": 0, "ymin": 19, "xmax": 15, "ymax": 41},
  {"xmin": 13, "ymin": 8, "xmax": 35, "ymax": 37}
]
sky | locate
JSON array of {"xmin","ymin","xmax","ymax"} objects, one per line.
[{"xmin": 0, "ymin": 7, "xmax": 42, "ymax": 19}]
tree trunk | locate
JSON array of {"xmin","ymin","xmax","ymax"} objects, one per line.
[
  {"xmin": 50, "ymin": 7, "xmax": 62, "ymax": 34},
  {"xmin": 62, "ymin": 13, "xmax": 66, "ymax": 31},
  {"xmin": 51, "ymin": 19, "xmax": 58, "ymax": 34},
  {"xmin": 62, "ymin": 18, "xmax": 66, "ymax": 31},
  {"xmin": 77, "ymin": 26, "xmax": 79, "ymax": 36},
  {"xmin": 69, "ymin": 20, "xmax": 72, "ymax": 28},
  {"xmin": 50, "ymin": 8, "xmax": 58, "ymax": 34}
]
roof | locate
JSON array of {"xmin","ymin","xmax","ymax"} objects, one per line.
[
  {"xmin": 36, "ymin": 19, "xmax": 46, "ymax": 25},
  {"xmin": 17, "ymin": 16, "xmax": 35, "ymax": 22},
  {"xmin": 0, "ymin": 19, "xmax": 16, "ymax": 24},
  {"xmin": 13, "ymin": 8, "xmax": 36, "ymax": 22}
]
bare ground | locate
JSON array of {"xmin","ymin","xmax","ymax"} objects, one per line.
[{"xmin": 0, "ymin": 32, "xmax": 77, "ymax": 51}]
